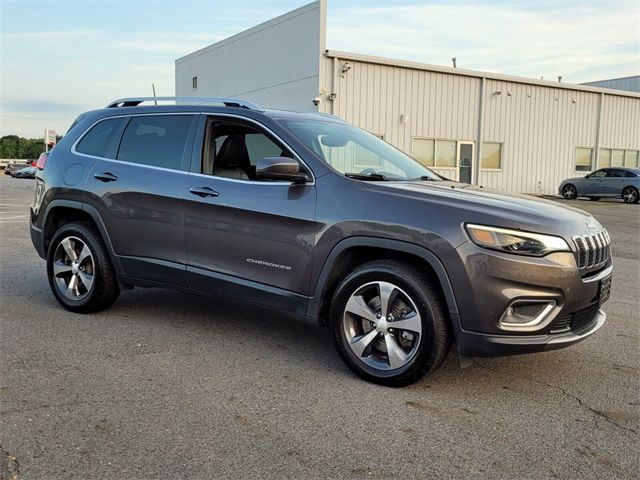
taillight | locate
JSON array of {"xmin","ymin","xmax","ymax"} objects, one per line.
[{"xmin": 36, "ymin": 153, "xmax": 49, "ymax": 170}]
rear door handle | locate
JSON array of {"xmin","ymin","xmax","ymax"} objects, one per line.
[
  {"xmin": 94, "ymin": 172, "xmax": 118, "ymax": 182},
  {"xmin": 190, "ymin": 186, "xmax": 219, "ymax": 198}
]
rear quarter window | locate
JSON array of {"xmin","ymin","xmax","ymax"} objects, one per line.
[
  {"xmin": 75, "ymin": 118, "xmax": 124, "ymax": 158},
  {"xmin": 117, "ymin": 115, "xmax": 194, "ymax": 170}
]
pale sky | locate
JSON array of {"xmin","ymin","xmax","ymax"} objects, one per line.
[{"xmin": 1, "ymin": 0, "xmax": 638, "ymax": 137}]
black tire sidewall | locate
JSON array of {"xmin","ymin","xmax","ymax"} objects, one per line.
[
  {"xmin": 331, "ymin": 263, "xmax": 440, "ymax": 383},
  {"xmin": 47, "ymin": 224, "xmax": 105, "ymax": 310}
]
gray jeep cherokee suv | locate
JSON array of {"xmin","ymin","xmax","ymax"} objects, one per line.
[{"xmin": 30, "ymin": 97, "xmax": 613, "ymax": 386}]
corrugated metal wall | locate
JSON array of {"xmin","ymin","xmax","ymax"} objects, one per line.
[
  {"xmin": 582, "ymin": 76, "xmax": 640, "ymax": 94},
  {"xmin": 480, "ymin": 80, "xmax": 600, "ymax": 194},
  {"xmin": 320, "ymin": 55, "xmax": 640, "ymax": 194}
]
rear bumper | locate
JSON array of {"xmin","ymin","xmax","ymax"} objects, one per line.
[
  {"xmin": 30, "ymin": 222, "xmax": 45, "ymax": 259},
  {"xmin": 456, "ymin": 309, "xmax": 606, "ymax": 357}
]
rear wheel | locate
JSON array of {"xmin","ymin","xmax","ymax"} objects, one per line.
[
  {"xmin": 331, "ymin": 260, "xmax": 451, "ymax": 387},
  {"xmin": 47, "ymin": 222, "xmax": 120, "ymax": 313},
  {"xmin": 622, "ymin": 187, "xmax": 639, "ymax": 204},
  {"xmin": 562, "ymin": 184, "xmax": 577, "ymax": 200}
]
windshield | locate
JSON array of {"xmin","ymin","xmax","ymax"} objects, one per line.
[{"xmin": 280, "ymin": 119, "xmax": 440, "ymax": 181}]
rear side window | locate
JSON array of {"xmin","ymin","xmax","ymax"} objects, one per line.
[
  {"xmin": 76, "ymin": 118, "xmax": 123, "ymax": 157},
  {"xmin": 117, "ymin": 115, "xmax": 194, "ymax": 170}
]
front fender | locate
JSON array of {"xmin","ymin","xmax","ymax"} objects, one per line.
[{"xmin": 306, "ymin": 236, "xmax": 460, "ymax": 324}]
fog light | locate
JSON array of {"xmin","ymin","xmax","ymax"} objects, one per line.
[{"xmin": 499, "ymin": 300, "xmax": 557, "ymax": 332}]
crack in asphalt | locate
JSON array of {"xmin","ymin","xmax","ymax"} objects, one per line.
[{"xmin": 473, "ymin": 361, "xmax": 638, "ymax": 435}]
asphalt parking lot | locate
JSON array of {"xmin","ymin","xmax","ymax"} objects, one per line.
[{"xmin": 1, "ymin": 176, "xmax": 638, "ymax": 479}]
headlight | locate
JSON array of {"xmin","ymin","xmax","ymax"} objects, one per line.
[{"xmin": 465, "ymin": 224, "xmax": 570, "ymax": 257}]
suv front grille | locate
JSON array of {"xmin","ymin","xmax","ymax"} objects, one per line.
[
  {"xmin": 551, "ymin": 303, "xmax": 600, "ymax": 334},
  {"xmin": 573, "ymin": 230, "xmax": 610, "ymax": 270}
]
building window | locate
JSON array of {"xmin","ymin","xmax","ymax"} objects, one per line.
[
  {"xmin": 598, "ymin": 148, "xmax": 611, "ymax": 168},
  {"xmin": 611, "ymin": 149, "xmax": 625, "ymax": 167},
  {"xmin": 625, "ymin": 150, "xmax": 639, "ymax": 168},
  {"xmin": 436, "ymin": 140, "xmax": 457, "ymax": 168},
  {"xmin": 412, "ymin": 138, "xmax": 434, "ymax": 166},
  {"xmin": 481, "ymin": 142, "xmax": 502, "ymax": 169},
  {"xmin": 192, "ymin": 76, "xmax": 198, "ymax": 90},
  {"xmin": 574, "ymin": 147, "xmax": 593, "ymax": 172}
]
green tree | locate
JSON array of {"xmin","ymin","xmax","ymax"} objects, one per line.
[{"xmin": 0, "ymin": 135, "xmax": 55, "ymax": 160}]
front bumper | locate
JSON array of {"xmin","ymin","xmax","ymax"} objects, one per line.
[
  {"xmin": 455, "ymin": 308, "xmax": 606, "ymax": 357},
  {"xmin": 443, "ymin": 240, "xmax": 612, "ymax": 356}
]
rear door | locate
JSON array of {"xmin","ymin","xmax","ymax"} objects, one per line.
[
  {"xmin": 182, "ymin": 115, "xmax": 318, "ymax": 313},
  {"xmin": 83, "ymin": 113, "xmax": 197, "ymax": 286},
  {"xmin": 605, "ymin": 168, "xmax": 628, "ymax": 196}
]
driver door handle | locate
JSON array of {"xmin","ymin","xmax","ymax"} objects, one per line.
[{"xmin": 190, "ymin": 186, "xmax": 220, "ymax": 198}]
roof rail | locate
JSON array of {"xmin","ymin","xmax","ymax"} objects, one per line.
[{"xmin": 105, "ymin": 96, "xmax": 263, "ymax": 111}]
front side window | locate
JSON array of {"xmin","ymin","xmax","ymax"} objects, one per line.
[
  {"xmin": 589, "ymin": 170, "xmax": 607, "ymax": 178},
  {"xmin": 282, "ymin": 119, "xmax": 439, "ymax": 181},
  {"xmin": 76, "ymin": 118, "xmax": 124, "ymax": 158},
  {"xmin": 201, "ymin": 119, "xmax": 296, "ymax": 181},
  {"xmin": 117, "ymin": 115, "xmax": 194, "ymax": 170}
]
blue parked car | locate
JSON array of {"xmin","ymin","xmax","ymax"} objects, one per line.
[{"xmin": 560, "ymin": 167, "xmax": 640, "ymax": 204}]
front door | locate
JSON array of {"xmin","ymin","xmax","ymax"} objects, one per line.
[
  {"xmin": 583, "ymin": 169, "xmax": 608, "ymax": 195},
  {"xmin": 182, "ymin": 115, "xmax": 318, "ymax": 314},
  {"xmin": 458, "ymin": 142, "xmax": 474, "ymax": 184}
]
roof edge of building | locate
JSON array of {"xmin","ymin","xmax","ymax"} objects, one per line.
[
  {"xmin": 175, "ymin": 0, "xmax": 321, "ymax": 65},
  {"xmin": 325, "ymin": 49, "xmax": 640, "ymax": 99},
  {"xmin": 582, "ymin": 74, "xmax": 640, "ymax": 84}
]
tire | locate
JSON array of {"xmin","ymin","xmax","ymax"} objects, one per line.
[
  {"xmin": 588, "ymin": 197, "xmax": 601, "ymax": 201},
  {"xmin": 330, "ymin": 260, "xmax": 452, "ymax": 387},
  {"xmin": 47, "ymin": 222, "xmax": 120, "ymax": 313},
  {"xmin": 562, "ymin": 184, "xmax": 577, "ymax": 200},
  {"xmin": 622, "ymin": 186, "xmax": 639, "ymax": 204}
]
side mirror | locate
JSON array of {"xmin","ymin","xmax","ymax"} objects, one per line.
[{"xmin": 255, "ymin": 157, "xmax": 311, "ymax": 184}]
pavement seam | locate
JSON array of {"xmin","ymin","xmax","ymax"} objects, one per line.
[{"xmin": 473, "ymin": 360, "xmax": 638, "ymax": 436}]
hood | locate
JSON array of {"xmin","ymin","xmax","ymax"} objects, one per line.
[
  {"xmin": 561, "ymin": 176, "xmax": 585, "ymax": 183},
  {"xmin": 367, "ymin": 180, "xmax": 598, "ymax": 239}
]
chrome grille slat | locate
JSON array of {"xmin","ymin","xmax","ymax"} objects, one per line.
[{"xmin": 572, "ymin": 229, "xmax": 611, "ymax": 270}]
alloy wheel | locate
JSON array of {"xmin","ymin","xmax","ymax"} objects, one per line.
[
  {"xmin": 52, "ymin": 236, "xmax": 95, "ymax": 300},
  {"xmin": 342, "ymin": 281, "xmax": 422, "ymax": 370},
  {"xmin": 563, "ymin": 185, "xmax": 576, "ymax": 199},
  {"xmin": 623, "ymin": 187, "xmax": 638, "ymax": 204}
]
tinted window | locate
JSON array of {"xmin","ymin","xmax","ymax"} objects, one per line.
[
  {"xmin": 589, "ymin": 170, "xmax": 607, "ymax": 178},
  {"xmin": 76, "ymin": 118, "xmax": 123, "ymax": 157},
  {"xmin": 117, "ymin": 115, "xmax": 194, "ymax": 170}
]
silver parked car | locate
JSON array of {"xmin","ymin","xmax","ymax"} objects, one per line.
[{"xmin": 560, "ymin": 167, "xmax": 640, "ymax": 204}]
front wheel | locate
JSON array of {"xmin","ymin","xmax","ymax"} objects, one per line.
[
  {"xmin": 562, "ymin": 184, "xmax": 577, "ymax": 200},
  {"xmin": 331, "ymin": 260, "xmax": 452, "ymax": 387},
  {"xmin": 47, "ymin": 222, "xmax": 120, "ymax": 313},
  {"xmin": 622, "ymin": 187, "xmax": 639, "ymax": 204}
]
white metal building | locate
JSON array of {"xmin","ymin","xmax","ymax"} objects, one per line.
[{"xmin": 176, "ymin": 0, "xmax": 640, "ymax": 195}]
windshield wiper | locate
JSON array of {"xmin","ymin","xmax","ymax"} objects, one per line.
[
  {"xmin": 406, "ymin": 175, "xmax": 440, "ymax": 181},
  {"xmin": 345, "ymin": 172, "xmax": 388, "ymax": 181}
]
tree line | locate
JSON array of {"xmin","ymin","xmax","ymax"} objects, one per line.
[{"xmin": 0, "ymin": 135, "xmax": 62, "ymax": 160}]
